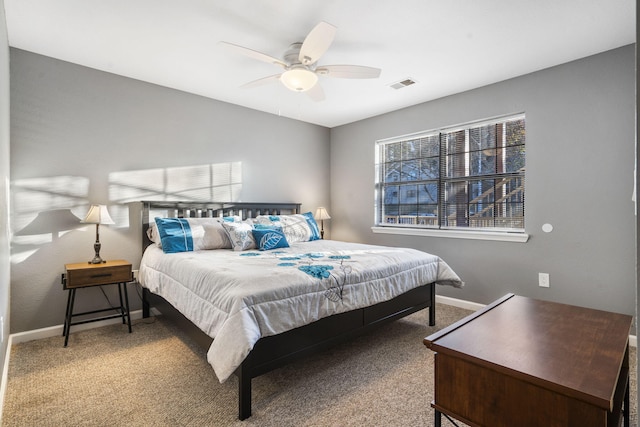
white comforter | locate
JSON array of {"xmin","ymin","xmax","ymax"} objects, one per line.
[{"xmin": 139, "ymin": 239, "xmax": 463, "ymax": 382}]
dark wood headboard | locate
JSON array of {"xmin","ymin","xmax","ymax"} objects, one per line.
[{"xmin": 140, "ymin": 201, "xmax": 301, "ymax": 253}]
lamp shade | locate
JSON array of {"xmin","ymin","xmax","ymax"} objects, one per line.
[
  {"xmin": 315, "ymin": 207, "xmax": 331, "ymax": 221},
  {"xmin": 281, "ymin": 68, "xmax": 318, "ymax": 92},
  {"xmin": 82, "ymin": 205, "xmax": 115, "ymax": 225}
]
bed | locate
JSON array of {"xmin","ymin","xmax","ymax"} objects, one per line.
[{"xmin": 138, "ymin": 201, "xmax": 463, "ymax": 420}]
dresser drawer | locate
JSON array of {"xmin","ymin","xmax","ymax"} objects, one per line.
[{"xmin": 64, "ymin": 260, "xmax": 132, "ymax": 289}]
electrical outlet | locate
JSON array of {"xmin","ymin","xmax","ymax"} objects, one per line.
[
  {"xmin": 539, "ymin": 273, "xmax": 550, "ymax": 288},
  {"xmin": 132, "ymin": 269, "xmax": 139, "ymax": 280}
]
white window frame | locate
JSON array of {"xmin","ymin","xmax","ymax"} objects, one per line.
[{"xmin": 373, "ymin": 114, "xmax": 529, "ymax": 243}]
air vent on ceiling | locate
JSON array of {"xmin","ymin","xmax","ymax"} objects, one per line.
[{"xmin": 390, "ymin": 78, "xmax": 416, "ymax": 90}]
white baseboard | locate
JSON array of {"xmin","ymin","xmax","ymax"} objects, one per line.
[
  {"xmin": 0, "ymin": 333, "xmax": 10, "ymax": 425},
  {"xmin": 9, "ymin": 309, "xmax": 147, "ymax": 344},
  {"xmin": 436, "ymin": 295, "xmax": 637, "ymax": 348},
  {"xmin": 436, "ymin": 295, "xmax": 486, "ymax": 312}
]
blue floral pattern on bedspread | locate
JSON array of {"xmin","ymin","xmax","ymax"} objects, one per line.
[
  {"xmin": 298, "ymin": 265, "xmax": 334, "ymax": 279},
  {"xmin": 235, "ymin": 250, "xmax": 352, "ymax": 301}
]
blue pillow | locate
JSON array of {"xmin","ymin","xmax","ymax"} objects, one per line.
[
  {"xmin": 154, "ymin": 217, "xmax": 193, "ymax": 253},
  {"xmin": 254, "ymin": 223, "xmax": 282, "ymax": 230},
  {"xmin": 251, "ymin": 228, "xmax": 290, "ymax": 251},
  {"xmin": 301, "ymin": 212, "xmax": 321, "ymax": 241}
]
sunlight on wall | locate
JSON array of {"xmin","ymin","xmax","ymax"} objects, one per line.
[
  {"xmin": 109, "ymin": 162, "xmax": 243, "ymax": 203},
  {"xmin": 11, "ymin": 175, "xmax": 89, "ymax": 263},
  {"xmin": 12, "ymin": 175, "xmax": 88, "ymax": 223},
  {"xmin": 107, "ymin": 162, "xmax": 242, "ymax": 226},
  {"xmin": 10, "ymin": 162, "xmax": 243, "ymax": 263}
]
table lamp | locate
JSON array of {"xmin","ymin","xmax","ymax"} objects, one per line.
[
  {"xmin": 314, "ymin": 207, "xmax": 331, "ymax": 239},
  {"xmin": 82, "ymin": 204, "xmax": 115, "ymax": 264}
]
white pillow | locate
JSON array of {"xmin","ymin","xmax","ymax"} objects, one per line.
[{"xmin": 221, "ymin": 221, "xmax": 256, "ymax": 251}]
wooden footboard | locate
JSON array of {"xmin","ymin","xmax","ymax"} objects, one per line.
[
  {"xmin": 236, "ymin": 283, "xmax": 435, "ymax": 420},
  {"xmin": 143, "ymin": 283, "xmax": 435, "ymax": 420}
]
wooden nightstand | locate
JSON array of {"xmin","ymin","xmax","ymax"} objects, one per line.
[{"xmin": 61, "ymin": 259, "xmax": 133, "ymax": 347}]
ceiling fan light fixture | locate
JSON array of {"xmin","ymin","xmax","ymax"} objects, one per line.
[
  {"xmin": 280, "ymin": 68, "xmax": 318, "ymax": 92},
  {"xmin": 223, "ymin": 22, "xmax": 380, "ymax": 102}
]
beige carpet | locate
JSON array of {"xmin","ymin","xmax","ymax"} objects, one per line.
[{"xmin": 2, "ymin": 304, "xmax": 637, "ymax": 427}]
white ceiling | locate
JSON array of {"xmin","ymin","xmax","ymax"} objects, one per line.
[{"xmin": 4, "ymin": 0, "xmax": 636, "ymax": 128}]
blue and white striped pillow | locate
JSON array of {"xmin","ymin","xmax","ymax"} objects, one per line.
[
  {"xmin": 153, "ymin": 217, "xmax": 240, "ymax": 253},
  {"xmin": 154, "ymin": 218, "xmax": 194, "ymax": 253}
]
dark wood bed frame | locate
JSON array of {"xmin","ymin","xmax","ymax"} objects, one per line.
[{"xmin": 139, "ymin": 200, "xmax": 436, "ymax": 420}]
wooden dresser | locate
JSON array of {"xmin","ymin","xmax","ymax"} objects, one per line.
[{"xmin": 424, "ymin": 294, "xmax": 632, "ymax": 427}]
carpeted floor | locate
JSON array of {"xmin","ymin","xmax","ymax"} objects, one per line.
[{"xmin": 2, "ymin": 303, "xmax": 637, "ymax": 426}]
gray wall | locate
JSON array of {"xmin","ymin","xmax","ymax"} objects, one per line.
[
  {"xmin": 0, "ymin": 0, "xmax": 11, "ymax": 365},
  {"xmin": 331, "ymin": 45, "xmax": 636, "ymax": 318},
  {"xmin": 9, "ymin": 49, "xmax": 330, "ymax": 333},
  {"xmin": 8, "ymin": 44, "xmax": 637, "ymax": 332}
]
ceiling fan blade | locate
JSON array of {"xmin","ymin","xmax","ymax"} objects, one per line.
[
  {"xmin": 306, "ymin": 83, "xmax": 325, "ymax": 102},
  {"xmin": 316, "ymin": 65, "xmax": 381, "ymax": 79},
  {"xmin": 219, "ymin": 41, "xmax": 287, "ymax": 69},
  {"xmin": 299, "ymin": 22, "xmax": 337, "ymax": 66},
  {"xmin": 241, "ymin": 74, "xmax": 281, "ymax": 89}
]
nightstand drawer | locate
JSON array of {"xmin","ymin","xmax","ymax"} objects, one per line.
[{"xmin": 64, "ymin": 260, "xmax": 132, "ymax": 289}]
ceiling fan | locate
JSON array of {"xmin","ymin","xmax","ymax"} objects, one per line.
[{"xmin": 220, "ymin": 21, "xmax": 381, "ymax": 101}]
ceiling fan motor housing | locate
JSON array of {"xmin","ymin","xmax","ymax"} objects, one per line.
[{"xmin": 284, "ymin": 42, "xmax": 304, "ymax": 67}]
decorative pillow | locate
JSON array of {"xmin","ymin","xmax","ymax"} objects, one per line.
[
  {"xmin": 221, "ymin": 221, "xmax": 256, "ymax": 251},
  {"xmin": 253, "ymin": 223, "xmax": 281, "ymax": 230},
  {"xmin": 254, "ymin": 212, "xmax": 320, "ymax": 243},
  {"xmin": 152, "ymin": 217, "xmax": 233, "ymax": 253},
  {"xmin": 146, "ymin": 223, "xmax": 162, "ymax": 246},
  {"xmin": 251, "ymin": 228, "xmax": 290, "ymax": 251},
  {"xmin": 154, "ymin": 218, "xmax": 195, "ymax": 253},
  {"xmin": 200, "ymin": 222, "xmax": 233, "ymax": 249}
]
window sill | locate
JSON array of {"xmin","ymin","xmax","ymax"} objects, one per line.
[{"xmin": 371, "ymin": 226, "xmax": 529, "ymax": 243}]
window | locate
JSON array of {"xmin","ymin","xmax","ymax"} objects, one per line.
[{"xmin": 375, "ymin": 114, "xmax": 525, "ymax": 234}]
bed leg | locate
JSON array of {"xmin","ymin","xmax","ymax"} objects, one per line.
[
  {"xmin": 237, "ymin": 365, "xmax": 252, "ymax": 420},
  {"xmin": 142, "ymin": 287, "xmax": 151, "ymax": 318},
  {"xmin": 429, "ymin": 285, "xmax": 436, "ymax": 326}
]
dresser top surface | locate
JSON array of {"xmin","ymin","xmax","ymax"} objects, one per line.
[{"xmin": 425, "ymin": 294, "xmax": 633, "ymax": 408}]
